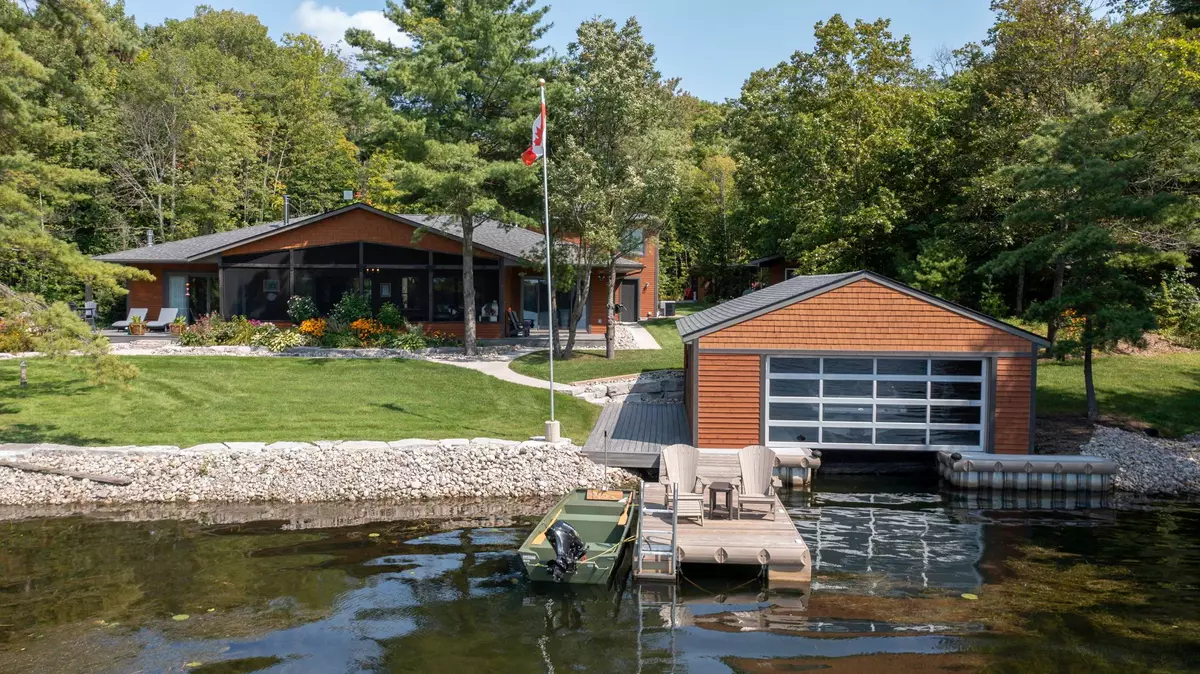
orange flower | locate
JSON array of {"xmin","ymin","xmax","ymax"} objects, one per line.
[
  {"xmin": 349, "ymin": 318, "xmax": 385, "ymax": 342},
  {"xmin": 299, "ymin": 318, "xmax": 326, "ymax": 338}
]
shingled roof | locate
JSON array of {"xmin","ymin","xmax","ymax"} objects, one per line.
[
  {"xmin": 676, "ymin": 270, "xmax": 1050, "ymax": 347},
  {"xmin": 94, "ymin": 203, "xmax": 641, "ymax": 269}
]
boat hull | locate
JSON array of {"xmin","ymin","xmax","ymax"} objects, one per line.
[{"xmin": 519, "ymin": 489, "xmax": 635, "ymax": 586}]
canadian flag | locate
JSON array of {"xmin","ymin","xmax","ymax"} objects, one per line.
[{"xmin": 522, "ymin": 102, "xmax": 546, "ymax": 166}]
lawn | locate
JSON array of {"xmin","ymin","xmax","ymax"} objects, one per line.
[
  {"xmin": 0, "ymin": 357, "xmax": 599, "ymax": 447},
  {"xmin": 1037, "ymin": 352, "xmax": 1200, "ymax": 437},
  {"xmin": 509, "ymin": 317, "xmax": 685, "ymax": 383}
]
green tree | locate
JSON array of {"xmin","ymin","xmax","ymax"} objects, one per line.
[
  {"xmin": 550, "ymin": 17, "xmax": 684, "ymax": 358},
  {"xmin": 731, "ymin": 15, "xmax": 952, "ymax": 275},
  {"xmin": 349, "ymin": 0, "xmax": 548, "ymax": 355}
]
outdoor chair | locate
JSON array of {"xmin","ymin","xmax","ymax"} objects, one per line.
[
  {"xmin": 145, "ymin": 308, "xmax": 179, "ymax": 331},
  {"xmin": 660, "ymin": 444, "xmax": 709, "ymax": 526},
  {"xmin": 111, "ymin": 308, "xmax": 148, "ymax": 330},
  {"xmin": 736, "ymin": 445, "xmax": 781, "ymax": 521}
]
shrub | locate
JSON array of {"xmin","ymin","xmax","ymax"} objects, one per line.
[
  {"xmin": 331, "ymin": 290, "xmax": 371, "ymax": 325},
  {"xmin": 424, "ymin": 328, "xmax": 462, "ymax": 348},
  {"xmin": 320, "ymin": 329, "xmax": 360, "ymax": 348},
  {"xmin": 377, "ymin": 302, "xmax": 406, "ymax": 329},
  {"xmin": 287, "ymin": 295, "xmax": 319, "ymax": 323},
  {"xmin": 1153, "ymin": 269, "xmax": 1200, "ymax": 347},
  {"xmin": 378, "ymin": 329, "xmax": 427, "ymax": 350},
  {"xmin": 298, "ymin": 317, "xmax": 326, "ymax": 339},
  {"xmin": 0, "ymin": 316, "xmax": 36, "ymax": 353},
  {"xmin": 180, "ymin": 315, "xmax": 279, "ymax": 347}
]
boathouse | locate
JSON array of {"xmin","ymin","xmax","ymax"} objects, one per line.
[{"xmin": 677, "ymin": 271, "xmax": 1050, "ymax": 457}]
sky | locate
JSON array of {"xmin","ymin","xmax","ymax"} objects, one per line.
[{"xmin": 119, "ymin": 0, "xmax": 998, "ymax": 102}]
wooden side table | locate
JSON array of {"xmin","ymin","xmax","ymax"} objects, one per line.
[{"xmin": 708, "ymin": 481, "xmax": 735, "ymax": 520}]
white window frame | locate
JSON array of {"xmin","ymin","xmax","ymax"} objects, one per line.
[{"xmin": 764, "ymin": 355, "xmax": 988, "ymax": 452}]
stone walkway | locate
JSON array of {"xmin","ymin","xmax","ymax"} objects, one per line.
[
  {"xmin": 428, "ymin": 350, "xmax": 581, "ymax": 395},
  {"xmin": 621, "ymin": 322, "xmax": 662, "ymax": 349}
]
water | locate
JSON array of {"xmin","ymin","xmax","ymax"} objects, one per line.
[{"xmin": 2, "ymin": 476, "xmax": 1200, "ymax": 673}]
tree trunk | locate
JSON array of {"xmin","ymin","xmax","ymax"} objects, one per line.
[
  {"xmin": 605, "ymin": 263, "xmax": 617, "ymax": 360},
  {"xmin": 1083, "ymin": 317, "xmax": 1097, "ymax": 424},
  {"xmin": 1015, "ymin": 262, "xmax": 1025, "ymax": 315},
  {"xmin": 563, "ymin": 264, "xmax": 592, "ymax": 359},
  {"xmin": 548, "ymin": 287, "xmax": 560, "ymax": 357},
  {"xmin": 460, "ymin": 213, "xmax": 477, "ymax": 357},
  {"xmin": 1046, "ymin": 257, "xmax": 1066, "ymax": 346}
]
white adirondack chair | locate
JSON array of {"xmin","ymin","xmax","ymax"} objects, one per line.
[
  {"xmin": 660, "ymin": 444, "xmax": 708, "ymax": 526},
  {"xmin": 737, "ymin": 445, "xmax": 780, "ymax": 520}
]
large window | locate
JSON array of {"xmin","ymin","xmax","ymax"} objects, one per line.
[
  {"xmin": 765, "ymin": 356, "xmax": 986, "ymax": 450},
  {"xmin": 223, "ymin": 268, "xmax": 291, "ymax": 320}
]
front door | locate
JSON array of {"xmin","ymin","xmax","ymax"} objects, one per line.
[{"xmin": 619, "ymin": 279, "xmax": 639, "ymax": 321}]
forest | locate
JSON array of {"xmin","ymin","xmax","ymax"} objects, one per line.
[{"xmin": 2, "ymin": 1, "xmax": 1199, "ymax": 377}]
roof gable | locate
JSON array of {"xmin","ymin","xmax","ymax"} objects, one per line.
[{"xmin": 677, "ymin": 271, "xmax": 1049, "ymax": 348}]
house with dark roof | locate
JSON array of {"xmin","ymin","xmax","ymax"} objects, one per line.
[
  {"xmin": 678, "ymin": 271, "xmax": 1050, "ymax": 457},
  {"xmin": 95, "ymin": 203, "xmax": 655, "ymax": 338}
]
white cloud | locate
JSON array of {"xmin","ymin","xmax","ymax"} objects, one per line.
[{"xmin": 292, "ymin": 1, "xmax": 411, "ymax": 52}]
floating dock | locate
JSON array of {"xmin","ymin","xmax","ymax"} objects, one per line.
[
  {"xmin": 937, "ymin": 451, "xmax": 1117, "ymax": 491},
  {"xmin": 634, "ymin": 481, "xmax": 811, "ymax": 585}
]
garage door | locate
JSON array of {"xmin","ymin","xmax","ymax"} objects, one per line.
[{"xmin": 765, "ymin": 356, "xmax": 986, "ymax": 451}]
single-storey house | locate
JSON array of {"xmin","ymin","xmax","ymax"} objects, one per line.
[
  {"xmin": 678, "ymin": 271, "xmax": 1049, "ymax": 456},
  {"xmin": 96, "ymin": 203, "xmax": 658, "ymax": 336}
]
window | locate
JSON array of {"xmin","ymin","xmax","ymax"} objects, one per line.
[
  {"xmin": 784, "ymin": 268, "xmax": 801, "ymax": 280},
  {"xmin": 367, "ymin": 270, "xmax": 426, "ymax": 319},
  {"xmin": 294, "ymin": 269, "xmax": 359, "ymax": 315},
  {"xmin": 765, "ymin": 356, "xmax": 986, "ymax": 450},
  {"xmin": 628, "ymin": 228, "xmax": 646, "ymax": 256},
  {"xmin": 431, "ymin": 272, "xmax": 462, "ymax": 321}
]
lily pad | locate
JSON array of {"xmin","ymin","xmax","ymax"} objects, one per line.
[
  {"xmin": 368, "ymin": 533, "xmax": 381, "ymax": 538},
  {"xmin": 172, "ymin": 614, "xmax": 190, "ymax": 621},
  {"xmin": 961, "ymin": 593, "xmax": 979, "ymax": 601}
]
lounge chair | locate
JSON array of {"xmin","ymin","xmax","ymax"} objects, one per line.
[
  {"xmin": 660, "ymin": 444, "xmax": 708, "ymax": 526},
  {"xmin": 112, "ymin": 308, "xmax": 148, "ymax": 330},
  {"xmin": 736, "ymin": 445, "xmax": 781, "ymax": 521},
  {"xmin": 145, "ymin": 307, "xmax": 179, "ymax": 331}
]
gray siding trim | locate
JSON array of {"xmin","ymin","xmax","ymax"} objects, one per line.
[
  {"xmin": 1029, "ymin": 342, "xmax": 1039, "ymax": 453},
  {"xmin": 689, "ymin": 340, "xmax": 699, "ymax": 446},
  {"xmin": 759, "ymin": 353, "xmax": 768, "ymax": 446},
  {"xmin": 987, "ymin": 357, "xmax": 998, "ymax": 453}
]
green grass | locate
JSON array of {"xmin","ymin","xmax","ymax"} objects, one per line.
[
  {"xmin": 510, "ymin": 318, "xmax": 685, "ymax": 383},
  {"xmin": 1037, "ymin": 352, "xmax": 1200, "ymax": 437},
  {"xmin": 0, "ymin": 357, "xmax": 599, "ymax": 447}
]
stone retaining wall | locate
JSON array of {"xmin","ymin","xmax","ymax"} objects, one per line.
[
  {"xmin": 0, "ymin": 439, "xmax": 637, "ymax": 506},
  {"xmin": 573, "ymin": 370, "xmax": 685, "ymax": 405}
]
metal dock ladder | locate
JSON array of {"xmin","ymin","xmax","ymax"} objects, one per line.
[{"xmin": 634, "ymin": 479, "xmax": 679, "ymax": 581}]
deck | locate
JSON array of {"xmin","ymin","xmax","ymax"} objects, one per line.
[
  {"xmin": 638, "ymin": 481, "xmax": 811, "ymax": 583},
  {"xmin": 582, "ymin": 403, "xmax": 689, "ymax": 469}
]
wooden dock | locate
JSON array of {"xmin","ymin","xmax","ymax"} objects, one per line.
[
  {"xmin": 636, "ymin": 481, "xmax": 811, "ymax": 584},
  {"xmin": 582, "ymin": 403, "xmax": 689, "ymax": 469}
]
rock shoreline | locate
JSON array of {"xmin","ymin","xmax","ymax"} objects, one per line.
[
  {"xmin": 0, "ymin": 439, "xmax": 637, "ymax": 506},
  {"xmin": 1081, "ymin": 426, "xmax": 1200, "ymax": 495}
]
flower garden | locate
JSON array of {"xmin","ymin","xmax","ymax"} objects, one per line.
[{"xmin": 177, "ymin": 292, "xmax": 462, "ymax": 352}]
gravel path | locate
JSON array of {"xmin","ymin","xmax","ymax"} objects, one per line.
[
  {"xmin": 0, "ymin": 440, "xmax": 638, "ymax": 506},
  {"xmin": 1081, "ymin": 426, "xmax": 1200, "ymax": 495}
]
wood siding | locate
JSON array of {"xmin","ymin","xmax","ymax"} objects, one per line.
[
  {"xmin": 126, "ymin": 263, "xmax": 218, "ymax": 317},
  {"xmin": 224, "ymin": 210, "xmax": 498, "ymax": 258},
  {"xmin": 697, "ymin": 353, "xmax": 761, "ymax": 448},
  {"xmin": 699, "ymin": 279, "xmax": 1033, "ymax": 353},
  {"xmin": 994, "ymin": 356, "xmax": 1033, "ymax": 454},
  {"xmin": 623, "ymin": 235, "xmax": 658, "ymax": 318}
]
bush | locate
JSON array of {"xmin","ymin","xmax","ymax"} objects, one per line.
[
  {"xmin": 0, "ymin": 315, "xmax": 36, "ymax": 353},
  {"xmin": 378, "ymin": 328, "xmax": 427, "ymax": 350},
  {"xmin": 424, "ymin": 328, "xmax": 462, "ymax": 348},
  {"xmin": 180, "ymin": 315, "xmax": 280, "ymax": 347},
  {"xmin": 331, "ymin": 290, "xmax": 372, "ymax": 325},
  {"xmin": 1153, "ymin": 269, "xmax": 1200, "ymax": 347},
  {"xmin": 377, "ymin": 302, "xmax": 406, "ymax": 329},
  {"xmin": 320, "ymin": 329, "xmax": 360, "ymax": 348},
  {"xmin": 287, "ymin": 295, "xmax": 318, "ymax": 323},
  {"xmin": 298, "ymin": 317, "xmax": 326, "ymax": 339}
]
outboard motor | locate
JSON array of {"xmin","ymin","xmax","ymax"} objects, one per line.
[{"xmin": 545, "ymin": 521, "xmax": 586, "ymax": 582}]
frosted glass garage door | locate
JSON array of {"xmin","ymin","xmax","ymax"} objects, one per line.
[{"xmin": 765, "ymin": 356, "xmax": 985, "ymax": 450}]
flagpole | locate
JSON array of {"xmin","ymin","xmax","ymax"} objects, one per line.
[{"xmin": 539, "ymin": 78, "xmax": 556, "ymax": 428}]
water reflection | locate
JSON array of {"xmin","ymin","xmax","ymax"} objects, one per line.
[{"xmin": 0, "ymin": 480, "xmax": 1198, "ymax": 672}]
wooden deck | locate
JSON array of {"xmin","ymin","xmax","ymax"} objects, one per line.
[
  {"xmin": 582, "ymin": 403, "xmax": 689, "ymax": 469},
  {"xmin": 638, "ymin": 481, "xmax": 811, "ymax": 583}
]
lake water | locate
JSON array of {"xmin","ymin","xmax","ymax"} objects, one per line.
[{"xmin": 2, "ymin": 475, "xmax": 1199, "ymax": 673}]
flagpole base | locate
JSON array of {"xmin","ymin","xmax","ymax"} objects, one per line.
[{"xmin": 544, "ymin": 420, "xmax": 561, "ymax": 443}]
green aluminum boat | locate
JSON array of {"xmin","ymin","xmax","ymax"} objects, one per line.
[{"xmin": 518, "ymin": 489, "xmax": 636, "ymax": 585}]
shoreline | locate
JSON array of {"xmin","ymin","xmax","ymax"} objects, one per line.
[{"xmin": 0, "ymin": 439, "xmax": 637, "ymax": 507}]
